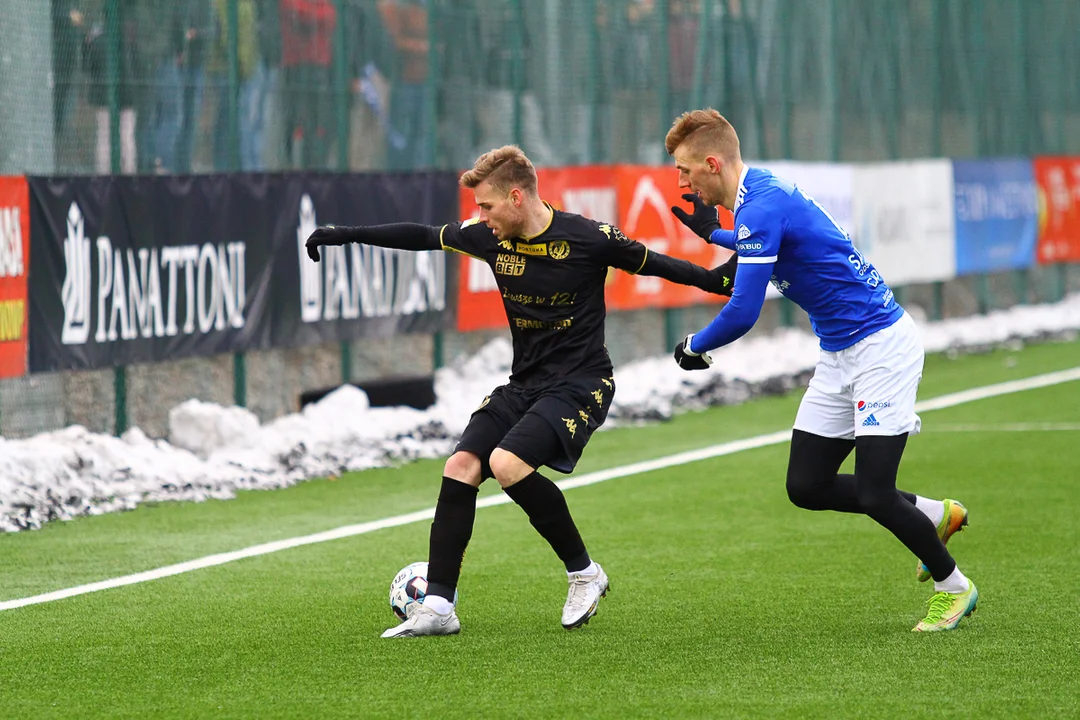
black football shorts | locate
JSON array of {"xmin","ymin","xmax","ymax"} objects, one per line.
[{"xmin": 455, "ymin": 375, "xmax": 616, "ymax": 478}]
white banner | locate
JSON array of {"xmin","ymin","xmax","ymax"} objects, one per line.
[
  {"xmin": 851, "ymin": 160, "xmax": 956, "ymax": 285},
  {"xmin": 756, "ymin": 161, "xmax": 856, "ymax": 235}
]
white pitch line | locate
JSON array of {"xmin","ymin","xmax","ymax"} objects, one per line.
[
  {"xmin": 3, "ymin": 366, "xmax": 1079, "ymax": 612},
  {"xmin": 931, "ymin": 423, "xmax": 1080, "ymax": 432}
]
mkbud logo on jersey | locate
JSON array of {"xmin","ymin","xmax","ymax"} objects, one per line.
[
  {"xmin": 61, "ymin": 202, "xmax": 247, "ymax": 346},
  {"xmin": 296, "ymin": 194, "xmax": 446, "ymax": 323},
  {"xmin": 857, "ymin": 400, "xmax": 891, "ymax": 412}
]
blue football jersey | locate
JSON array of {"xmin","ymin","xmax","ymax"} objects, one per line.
[{"xmin": 731, "ymin": 166, "xmax": 903, "ymax": 351}]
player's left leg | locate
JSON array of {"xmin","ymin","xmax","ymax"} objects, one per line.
[
  {"xmin": 493, "ymin": 377, "xmax": 615, "ymax": 629},
  {"xmin": 491, "ymin": 422, "xmax": 608, "ymax": 630}
]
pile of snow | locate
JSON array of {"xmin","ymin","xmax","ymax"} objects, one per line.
[{"xmin": 2, "ymin": 295, "xmax": 1078, "ymax": 532}]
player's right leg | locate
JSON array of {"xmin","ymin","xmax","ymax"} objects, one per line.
[
  {"xmin": 915, "ymin": 498, "xmax": 969, "ymax": 582},
  {"xmin": 383, "ymin": 388, "xmax": 523, "ymax": 638},
  {"xmin": 380, "ymin": 450, "xmax": 480, "ymax": 639}
]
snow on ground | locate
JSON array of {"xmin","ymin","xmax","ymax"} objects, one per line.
[{"xmin": 2, "ymin": 295, "xmax": 1078, "ymax": 532}]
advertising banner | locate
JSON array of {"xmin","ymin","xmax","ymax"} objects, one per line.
[
  {"xmin": 28, "ymin": 173, "xmax": 454, "ymax": 371},
  {"xmin": 850, "ymin": 160, "xmax": 956, "ymax": 285},
  {"xmin": 606, "ymin": 165, "xmax": 732, "ymax": 311},
  {"xmin": 0, "ymin": 176, "xmax": 29, "ymax": 378},
  {"xmin": 1033, "ymin": 156, "xmax": 1080, "ymax": 264},
  {"xmin": 952, "ymin": 159, "xmax": 1039, "ymax": 275},
  {"xmin": 273, "ymin": 173, "xmax": 452, "ymax": 348}
]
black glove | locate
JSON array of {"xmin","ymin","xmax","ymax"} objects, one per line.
[
  {"xmin": 707, "ymin": 252, "xmax": 738, "ymax": 297},
  {"xmin": 671, "ymin": 193, "xmax": 721, "ymax": 241},
  {"xmin": 304, "ymin": 225, "xmax": 354, "ymax": 262},
  {"xmin": 674, "ymin": 333, "xmax": 713, "ymax": 371}
]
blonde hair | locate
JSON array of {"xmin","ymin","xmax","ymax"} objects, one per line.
[
  {"xmin": 664, "ymin": 108, "xmax": 741, "ymax": 161},
  {"xmin": 459, "ymin": 145, "xmax": 538, "ymax": 195}
]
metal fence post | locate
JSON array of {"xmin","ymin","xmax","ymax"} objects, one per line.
[
  {"xmin": 1013, "ymin": 268, "xmax": 1029, "ymax": 305},
  {"xmin": 105, "ymin": 0, "xmax": 128, "ymax": 434},
  {"xmin": 226, "ymin": 0, "xmax": 240, "ymax": 170},
  {"xmin": 433, "ymin": 331, "xmax": 444, "ymax": 371},
  {"xmin": 224, "ymin": 0, "xmax": 249, "ymax": 408},
  {"xmin": 657, "ymin": 0, "xmax": 670, "ymax": 135},
  {"xmin": 779, "ymin": 299, "xmax": 794, "ymax": 327},
  {"xmin": 977, "ymin": 273, "xmax": 992, "ymax": 314},
  {"xmin": 778, "ymin": 0, "xmax": 792, "ymax": 159},
  {"xmin": 689, "ymin": 0, "xmax": 712, "ymax": 111},
  {"xmin": 105, "ymin": 0, "xmax": 120, "ymax": 175},
  {"xmin": 930, "ymin": 0, "xmax": 942, "ymax": 157},
  {"xmin": 234, "ymin": 352, "xmax": 247, "ymax": 408},
  {"xmin": 114, "ymin": 364, "xmax": 127, "ymax": 435},
  {"xmin": 511, "ymin": 0, "xmax": 524, "ymax": 148},
  {"xmin": 425, "ymin": 0, "xmax": 438, "ymax": 166},
  {"xmin": 340, "ymin": 340, "xmax": 352, "ymax": 384},
  {"xmin": 664, "ymin": 308, "xmax": 684, "ymax": 355},
  {"xmin": 825, "ymin": 0, "xmax": 840, "ymax": 161},
  {"xmin": 333, "ymin": 0, "xmax": 349, "ymax": 170}
]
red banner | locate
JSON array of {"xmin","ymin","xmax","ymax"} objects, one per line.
[
  {"xmin": 1034, "ymin": 157, "xmax": 1080, "ymax": 264},
  {"xmin": 455, "ymin": 165, "xmax": 732, "ymax": 331},
  {"xmin": 0, "ymin": 176, "xmax": 29, "ymax": 378},
  {"xmin": 606, "ymin": 165, "xmax": 733, "ymax": 311}
]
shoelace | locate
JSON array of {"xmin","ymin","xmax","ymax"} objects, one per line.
[
  {"xmin": 922, "ymin": 592, "xmax": 955, "ymax": 624},
  {"xmin": 566, "ymin": 575, "xmax": 593, "ymax": 607}
]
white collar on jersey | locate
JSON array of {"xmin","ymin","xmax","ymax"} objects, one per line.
[{"xmin": 734, "ymin": 164, "xmax": 750, "ymax": 212}]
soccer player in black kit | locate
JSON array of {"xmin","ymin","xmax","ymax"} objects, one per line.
[{"xmin": 305, "ymin": 145, "xmax": 735, "ymax": 637}]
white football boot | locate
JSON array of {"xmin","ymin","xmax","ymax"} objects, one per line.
[
  {"xmin": 561, "ymin": 562, "xmax": 610, "ymax": 629},
  {"xmin": 381, "ymin": 603, "xmax": 461, "ymax": 638}
]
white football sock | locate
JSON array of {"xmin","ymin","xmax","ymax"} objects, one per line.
[
  {"xmin": 915, "ymin": 496, "xmax": 945, "ymax": 527},
  {"xmin": 568, "ymin": 561, "xmax": 598, "ymax": 578},
  {"xmin": 934, "ymin": 565, "xmax": 970, "ymax": 594},
  {"xmin": 422, "ymin": 594, "xmax": 454, "ymax": 615}
]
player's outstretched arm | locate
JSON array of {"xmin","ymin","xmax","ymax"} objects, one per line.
[
  {"xmin": 304, "ymin": 223, "xmax": 442, "ymax": 262},
  {"xmin": 637, "ymin": 250, "xmax": 736, "ymax": 297},
  {"xmin": 687, "ymin": 261, "xmax": 771, "ymax": 355},
  {"xmin": 604, "ymin": 223, "xmax": 736, "ymax": 296}
]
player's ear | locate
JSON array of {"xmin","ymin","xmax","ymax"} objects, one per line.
[
  {"xmin": 509, "ymin": 187, "xmax": 523, "ymax": 206},
  {"xmin": 705, "ymin": 155, "xmax": 723, "ymax": 174}
]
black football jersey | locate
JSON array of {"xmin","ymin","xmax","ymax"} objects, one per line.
[{"xmin": 440, "ymin": 206, "xmax": 651, "ymax": 385}]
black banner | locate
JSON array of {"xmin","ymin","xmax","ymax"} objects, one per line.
[
  {"xmin": 28, "ymin": 172, "xmax": 456, "ymax": 372},
  {"xmin": 269, "ymin": 173, "xmax": 452, "ymax": 348}
]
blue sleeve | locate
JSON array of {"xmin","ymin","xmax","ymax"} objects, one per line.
[
  {"xmin": 689, "ymin": 202, "xmax": 782, "ymax": 353},
  {"xmin": 688, "ymin": 262, "xmax": 772, "ymax": 352},
  {"xmin": 708, "ymin": 228, "xmax": 736, "ymax": 250}
]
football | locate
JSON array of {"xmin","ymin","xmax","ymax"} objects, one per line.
[{"xmin": 389, "ymin": 561, "xmax": 457, "ymax": 621}]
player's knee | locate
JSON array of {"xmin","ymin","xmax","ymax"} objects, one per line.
[
  {"xmin": 786, "ymin": 466, "xmax": 827, "ymax": 510},
  {"xmin": 443, "ymin": 451, "xmax": 482, "ymax": 486},
  {"xmin": 488, "ymin": 448, "xmax": 531, "ymax": 488}
]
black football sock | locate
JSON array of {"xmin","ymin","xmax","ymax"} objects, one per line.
[
  {"xmin": 426, "ymin": 477, "xmax": 479, "ymax": 601},
  {"xmin": 503, "ymin": 471, "xmax": 591, "ymax": 572}
]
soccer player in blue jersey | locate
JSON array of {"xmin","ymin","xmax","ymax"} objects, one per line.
[{"xmin": 664, "ymin": 109, "xmax": 976, "ymax": 632}]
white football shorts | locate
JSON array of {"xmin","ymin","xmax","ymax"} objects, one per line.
[{"xmin": 793, "ymin": 311, "xmax": 924, "ymax": 439}]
